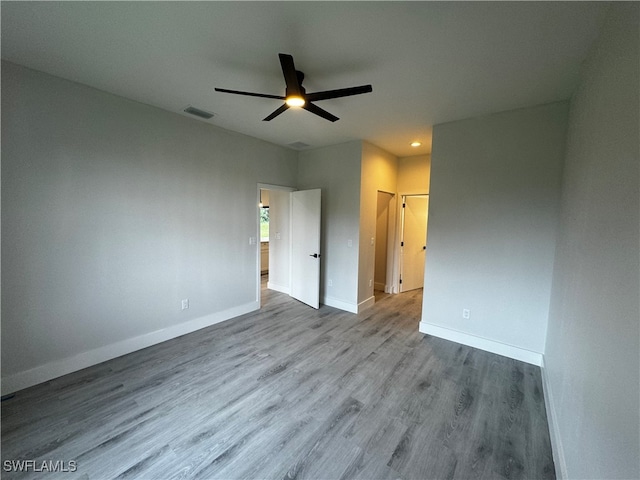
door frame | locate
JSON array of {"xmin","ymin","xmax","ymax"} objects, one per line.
[
  {"xmin": 374, "ymin": 190, "xmax": 398, "ymax": 294},
  {"xmin": 393, "ymin": 191, "xmax": 429, "ymax": 294},
  {"xmin": 256, "ymin": 183, "xmax": 296, "ymax": 306}
]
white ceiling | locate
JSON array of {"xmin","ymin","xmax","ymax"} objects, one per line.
[{"xmin": 1, "ymin": 2, "xmax": 608, "ymax": 157}]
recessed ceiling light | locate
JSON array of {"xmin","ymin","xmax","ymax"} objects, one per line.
[{"xmin": 410, "ymin": 141, "xmax": 422, "ymax": 147}]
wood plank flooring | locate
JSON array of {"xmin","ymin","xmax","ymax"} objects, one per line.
[{"xmin": 1, "ymin": 280, "xmax": 555, "ymax": 479}]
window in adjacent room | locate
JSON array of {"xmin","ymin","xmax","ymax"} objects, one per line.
[{"xmin": 260, "ymin": 205, "xmax": 269, "ymax": 242}]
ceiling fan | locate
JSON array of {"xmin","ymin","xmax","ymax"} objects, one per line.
[{"xmin": 215, "ymin": 53, "xmax": 372, "ymax": 122}]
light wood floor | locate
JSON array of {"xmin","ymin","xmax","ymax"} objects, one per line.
[{"xmin": 2, "ymin": 279, "xmax": 555, "ymax": 479}]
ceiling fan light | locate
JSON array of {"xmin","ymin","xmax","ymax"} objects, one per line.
[
  {"xmin": 410, "ymin": 141, "xmax": 422, "ymax": 147},
  {"xmin": 285, "ymin": 96, "xmax": 306, "ymax": 108}
]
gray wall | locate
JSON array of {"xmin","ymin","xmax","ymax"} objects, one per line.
[
  {"xmin": 1, "ymin": 62, "xmax": 298, "ymax": 393},
  {"xmin": 422, "ymin": 102, "xmax": 569, "ymax": 359},
  {"xmin": 297, "ymin": 141, "xmax": 401, "ymax": 312},
  {"xmin": 544, "ymin": 3, "xmax": 640, "ymax": 478},
  {"xmin": 297, "ymin": 142, "xmax": 363, "ymax": 311}
]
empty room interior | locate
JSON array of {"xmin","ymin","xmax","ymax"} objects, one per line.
[{"xmin": 1, "ymin": 2, "xmax": 638, "ymax": 479}]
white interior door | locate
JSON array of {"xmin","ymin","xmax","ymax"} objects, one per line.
[
  {"xmin": 290, "ymin": 189, "xmax": 321, "ymax": 308},
  {"xmin": 400, "ymin": 195, "xmax": 429, "ymax": 292}
]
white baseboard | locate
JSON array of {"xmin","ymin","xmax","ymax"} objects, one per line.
[
  {"xmin": 267, "ymin": 281, "xmax": 290, "ymax": 295},
  {"xmin": 358, "ymin": 296, "xmax": 376, "ymax": 313},
  {"xmin": 321, "ymin": 295, "xmax": 374, "ymax": 314},
  {"xmin": 1, "ymin": 301, "xmax": 259, "ymax": 395},
  {"xmin": 322, "ymin": 296, "xmax": 358, "ymax": 314},
  {"xmin": 374, "ymin": 282, "xmax": 385, "ymax": 291},
  {"xmin": 418, "ymin": 321, "xmax": 543, "ymax": 366},
  {"xmin": 540, "ymin": 356, "xmax": 567, "ymax": 479}
]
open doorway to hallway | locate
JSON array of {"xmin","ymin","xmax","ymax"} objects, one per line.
[
  {"xmin": 259, "ymin": 189, "xmax": 270, "ymax": 279},
  {"xmin": 257, "ymin": 185, "xmax": 295, "ymax": 307},
  {"xmin": 257, "ymin": 184, "xmax": 323, "ymax": 310}
]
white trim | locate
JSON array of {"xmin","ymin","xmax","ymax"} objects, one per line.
[
  {"xmin": 358, "ymin": 295, "xmax": 376, "ymax": 313},
  {"xmin": 540, "ymin": 356, "xmax": 567, "ymax": 479},
  {"xmin": 1, "ymin": 301, "xmax": 258, "ymax": 395},
  {"xmin": 418, "ymin": 321, "xmax": 543, "ymax": 366},
  {"xmin": 267, "ymin": 281, "xmax": 290, "ymax": 295},
  {"xmin": 321, "ymin": 295, "xmax": 374, "ymax": 314},
  {"xmin": 374, "ymin": 281, "xmax": 386, "ymax": 291},
  {"xmin": 322, "ymin": 296, "xmax": 358, "ymax": 314}
]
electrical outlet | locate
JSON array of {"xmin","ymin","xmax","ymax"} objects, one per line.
[
  {"xmin": 462, "ymin": 308, "xmax": 470, "ymax": 319},
  {"xmin": 369, "ymin": 279, "xmax": 373, "ymax": 287},
  {"xmin": 347, "ymin": 239, "xmax": 353, "ymax": 248},
  {"xmin": 182, "ymin": 299, "xmax": 189, "ymax": 310},
  {"xmin": 328, "ymin": 279, "xmax": 333, "ymax": 287}
]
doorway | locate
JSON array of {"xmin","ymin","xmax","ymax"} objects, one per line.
[
  {"xmin": 374, "ymin": 191, "xmax": 396, "ymax": 296},
  {"xmin": 257, "ymin": 184, "xmax": 295, "ymax": 305},
  {"xmin": 256, "ymin": 184, "xmax": 322, "ymax": 310},
  {"xmin": 259, "ymin": 189, "xmax": 270, "ymax": 277},
  {"xmin": 399, "ymin": 194, "xmax": 429, "ymax": 292}
]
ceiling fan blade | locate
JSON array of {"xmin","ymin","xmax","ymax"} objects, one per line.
[
  {"xmin": 303, "ymin": 102, "xmax": 339, "ymax": 122},
  {"xmin": 305, "ymin": 85, "xmax": 373, "ymax": 102},
  {"xmin": 263, "ymin": 104, "xmax": 290, "ymax": 121},
  {"xmin": 215, "ymin": 88, "xmax": 284, "ymax": 100},
  {"xmin": 279, "ymin": 53, "xmax": 302, "ymax": 97}
]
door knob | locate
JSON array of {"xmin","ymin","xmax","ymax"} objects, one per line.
[{"xmin": 309, "ymin": 253, "xmax": 320, "ymax": 258}]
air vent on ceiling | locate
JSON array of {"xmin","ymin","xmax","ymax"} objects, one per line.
[
  {"xmin": 288, "ymin": 141, "xmax": 311, "ymax": 150},
  {"xmin": 183, "ymin": 106, "xmax": 214, "ymax": 120}
]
